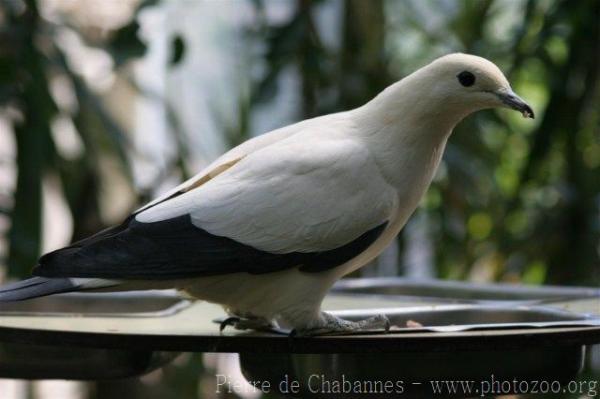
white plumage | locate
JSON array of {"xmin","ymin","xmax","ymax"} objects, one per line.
[
  {"xmin": 137, "ymin": 125, "xmax": 397, "ymax": 254},
  {"xmin": 0, "ymin": 53, "xmax": 534, "ymax": 335}
]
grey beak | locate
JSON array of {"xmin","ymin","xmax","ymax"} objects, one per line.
[{"xmin": 497, "ymin": 89, "xmax": 534, "ymax": 119}]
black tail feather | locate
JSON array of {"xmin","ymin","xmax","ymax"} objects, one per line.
[{"xmin": 0, "ymin": 277, "xmax": 76, "ymax": 301}]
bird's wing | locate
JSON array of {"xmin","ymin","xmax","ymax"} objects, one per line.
[
  {"xmin": 34, "ymin": 133, "xmax": 397, "ymax": 280},
  {"xmin": 135, "ymin": 117, "xmax": 312, "ymax": 214}
]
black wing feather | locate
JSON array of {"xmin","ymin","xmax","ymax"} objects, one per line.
[{"xmin": 33, "ymin": 215, "xmax": 387, "ymax": 280}]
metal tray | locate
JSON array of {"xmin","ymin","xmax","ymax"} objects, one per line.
[
  {"xmin": 238, "ymin": 305, "xmax": 597, "ymax": 397},
  {"xmin": 240, "ymin": 290, "xmax": 600, "ymax": 398},
  {"xmin": 0, "ymin": 291, "xmax": 191, "ymax": 317},
  {"xmin": 332, "ymin": 305, "xmax": 600, "ymax": 333},
  {"xmin": 0, "ymin": 292, "xmax": 190, "ymax": 379},
  {"xmin": 236, "ymin": 279, "xmax": 600, "ymax": 397},
  {"xmin": 332, "ymin": 277, "xmax": 600, "ymax": 304},
  {"xmin": 0, "ymin": 279, "xmax": 597, "ymax": 385}
]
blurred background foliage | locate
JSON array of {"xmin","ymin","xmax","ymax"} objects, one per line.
[
  {"xmin": 0, "ymin": 0, "xmax": 597, "ymax": 287},
  {"xmin": 0, "ymin": 0, "xmax": 598, "ymax": 398}
]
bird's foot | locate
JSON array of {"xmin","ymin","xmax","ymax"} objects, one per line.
[
  {"xmin": 290, "ymin": 312, "xmax": 390, "ymax": 337},
  {"xmin": 218, "ymin": 316, "xmax": 275, "ymax": 333}
]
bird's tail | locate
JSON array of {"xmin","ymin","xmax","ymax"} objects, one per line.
[
  {"xmin": 0, "ymin": 277, "xmax": 79, "ymax": 301},
  {"xmin": 0, "ymin": 276, "xmax": 167, "ymax": 302}
]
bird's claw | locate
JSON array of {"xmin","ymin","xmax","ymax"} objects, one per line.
[
  {"xmin": 219, "ymin": 316, "xmax": 241, "ymax": 332},
  {"xmin": 216, "ymin": 315, "xmax": 276, "ymax": 333},
  {"xmin": 362, "ymin": 314, "xmax": 391, "ymax": 332},
  {"xmin": 289, "ymin": 313, "xmax": 391, "ymax": 337}
]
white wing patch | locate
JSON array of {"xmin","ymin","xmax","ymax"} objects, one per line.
[{"xmin": 136, "ymin": 131, "xmax": 397, "ymax": 254}]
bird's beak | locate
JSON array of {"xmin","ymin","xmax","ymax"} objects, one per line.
[{"xmin": 496, "ymin": 88, "xmax": 534, "ymax": 119}]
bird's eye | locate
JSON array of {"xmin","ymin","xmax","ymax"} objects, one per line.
[{"xmin": 457, "ymin": 71, "xmax": 475, "ymax": 87}]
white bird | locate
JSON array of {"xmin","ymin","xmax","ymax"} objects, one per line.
[{"xmin": 0, "ymin": 53, "xmax": 533, "ymax": 335}]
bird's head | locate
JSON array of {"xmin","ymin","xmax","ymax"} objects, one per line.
[{"xmin": 418, "ymin": 53, "xmax": 534, "ymax": 120}]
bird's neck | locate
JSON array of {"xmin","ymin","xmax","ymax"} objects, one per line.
[
  {"xmin": 358, "ymin": 72, "xmax": 472, "ymax": 134},
  {"xmin": 351, "ymin": 77, "xmax": 464, "ymax": 191}
]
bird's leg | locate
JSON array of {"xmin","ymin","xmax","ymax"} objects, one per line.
[
  {"xmin": 290, "ymin": 312, "xmax": 390, "ymax": 337},
  {"xmin": 218, "ymin": 312, "xmax": 276, "ymax": 333}
]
